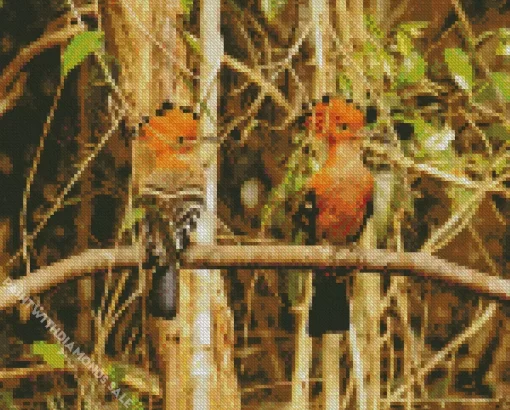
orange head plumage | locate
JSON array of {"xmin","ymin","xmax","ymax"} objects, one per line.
[
  {"xmin": 305, "ymin": 98, "xmax": 365, "ymax": 145},
  {"xmin": 139, "ymin": 106, "xmax": 198, "ymax": 169}
]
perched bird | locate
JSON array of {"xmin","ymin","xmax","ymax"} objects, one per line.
[
  {"xmin": 306, "ymin": 98, "xmax": 374, "ymax": 245},
  {"xmin": 304, "ymin": 97, "xmax": 374, "ymax": 337},
  {"xmin": 135, "ymin": 103, "xmax": 203, "ymax": 319}
]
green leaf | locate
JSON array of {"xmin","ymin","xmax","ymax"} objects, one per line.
[
  {"xmin": 261, "ymin": 0, "xmax": 288, "ymax": 21},
  {"xmin": 182, "ymin": 31, "xmax": 200, "ymax": 55},
  {"xmin": 125, "ymin": 393, "xmax": 145, "ymax": 410},
  {"xmin": 398, "ymin": 21, "xmax": 429, "ymax": 37},
  {"xmin": 412, "ymin": 116, "xmax": 439, "ymax": 152},
  {"xmin": 449, "ymin": 187, "xmax": 475, "ymax": 211},
  {"xmin": 485, "ymin": 123, "xmax": 510, "ymax": 142},
  {"xmin": 397, "ymin": 51, "xmax": 426, "ymax": 86},
  {"xmin": 497, "ymin": 28, "xmax": 510, "ymax": 55},
  {"xmin": 31, "ymin": 341, "xmax": 65, "ymax": 369},
  {"xmin": 180, "ymin": 0, "xmax": 193, "ymax": 17},
  {"xmin": 0, "ymin": 390, "xmax": 17, "ymax": 410},
  {"xmin": 444, "ymin": 48, "xmax": 474, "ymax": 92},
  {"xmin": 474, "ymin": 80, "xmax": 498, "ymax": 102},
  {"xmin": 261, "ymin": 140, "xmax": 312, "ymax": 229},
  {"xmin": 364, "ymin": 14, "xmax": 384, "ymax": 39},
  {"xmin": 364, "ymin": 41, "xmax": 395, "ymax": 81},
  {"xmin": 428, "ymin": 376, "xmax": 451, "ymax": 398},
  {"xmin": 108, "ymin": 364, "xmax": 127, "ymax": 385},
  {"xmin": 423, "ymin": 126, "xmax": 455, "ymax": 152},
  {"xmin": 337, "ymin": 73, "xmax": 353, "ymax": 98},
  {"xmin": 120, "ymin": 207, "xmax": 146, "ymax": 234},
  {"xmin": 395, "ymin": 22, "xmax": 428, "ymax": 56},
  {"xmin": 490, "ymin": 72, "xmax": 510, "ymax": 102},
  {"xmin": 287, "ymin": 270, "xmax": 305, "ymax": 305},
  {"xmin": 382, "ymin": 92, "xmax": 402, "ymax": 109},
  {"xmin": 62, "ymin": 31, "xmax": 104, "ymax": 78},
  {"xmin": 396, "ymin": 30, "xmax": 414, "ymax": 56}
]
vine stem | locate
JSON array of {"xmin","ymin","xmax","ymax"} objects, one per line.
[{"xmin": 20, "ymin": 73, "xmax": 65, "ymax": 275}]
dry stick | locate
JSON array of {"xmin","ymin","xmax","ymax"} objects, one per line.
[
  {"xmin": 389, "ymin": 302, "xmax": 498, "ymax": 401},
  {"xmin": 182, "ymin": 245, "xmax": 510, "ymax": 301},
  {"xmin": 113, "ymin": 0, "xmax": 297, "ymax": 148},
  {"xmin": 425, "ymin": 21, "xmax": 460, "ymax": 59},
  {"xmin": 472, "ymin": 102, "xmax": 510, "ymax": 129},
  {"xmin": 4, "ymin": 110, "xmax": 125, "ymax": 269},
  {"xmin": 21, "ymin": 76, "xmax": 65, "ymax": 275},
  {"xmin": 223, "ymin": 93, "xmax": 265, "ymax": 142},
  {"xmin": 244, "ymin": 270, "xmax": 259, "ymax": 348},
  {"xmin": 0, "ymin": 72, "xmax": 27, "ymax": 117},
  {"xmin": 385, "ymin": 0, "xmax": 412, "ymax": 31},
  {"xmin": 340, "ymin": 374, "xmax": 355, "ymax": 410},
  {"xmin": 0, "ymin": 245, "xmax": 141, "ymax": 311},
  {"xmin": 391, "ymin": 208, "xmax": 413, "ymax": 410},
  {"xmin": 365, "ymin": 142, "xmax": 508, "ymax": 196},
  {"xmin": 459, "ymin": 109, "xmax": 493, "ymax": 155},
  {"xmin": 222, "ymin": 26, "xmax": 311, "ymax": 138},
  {"xmin": 222, "ymin": 54, "xmax": 293, "ymax": 114},
  {"xmin": 0, "ymin": 25, "xmax": 83, "ymax": 95},
  {"xmin": 120, "ymin": 0, "xmax": 293, "ymax": 116},
  {"xmin": 1, "ymin": 2, "xmax": 132, "ymax": 273},
  {"xmin": 423, "ymin": 167, "xmax": 509, "ymax": 254},
  {"xmin": 231, "ymin": 13, "xmax": 262, "ymax": 64},
  {"xmin": 467, "ymin": 225, "xmax": 500, "ymax": 277},
  {"xmin": 387, "ymin": 160, "xmax": 509, "ymax": 401},
  {"xmin": 116, "ymin": 0, "xmax": 195, "ymax": 79}
]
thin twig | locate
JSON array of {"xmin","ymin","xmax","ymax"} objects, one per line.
[
  {"xmin": 21, "ymin": 75, "xmax": 66, "ymax": 275},
  {"xmin": 389, "ymin": 302, "xmax": 497, "ymax": 401}
]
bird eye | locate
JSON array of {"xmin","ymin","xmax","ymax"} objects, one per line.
[{"xmin": 337, "ymin": 123, "xmax": 349, "ymax": 132}]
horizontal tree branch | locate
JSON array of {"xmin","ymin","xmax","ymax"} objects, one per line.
[
  {"xmin": 1, "ymin": 243, "xmax": 507, "ymax": 309},
  {"xmin": 182, "ymin": 245, "xmax": 510, "ymax": 302},
  {"xmin": 0, "ymin": 245, "xmax": 142, "ymax": 311},
  {"xmin": 0, "ymin": 359, "xmax": 161, "ymax": 397}
]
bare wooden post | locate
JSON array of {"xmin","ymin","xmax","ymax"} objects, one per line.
[
  {"xmin": 291, "ymin": 1, "xmax": 330, "ymax": 408},
  {"xmin": 291, "ymin": 271, "xmax": 313, "ymax": 410},
  {"xmin": 323, "ymin": 334, "xmax": 341, "ymax": 409},
  {"xmin": 191, "ymin": 0, "xmax": 223, "ymax": 407},
  {"xmin": 76, "ymin": 58, "xmax": 93, "ymax": 344},
  {"xmin": 150, "ymin": 318, "xmax": 181, "ymax": 409},
  {"xmin": 351, "ymin": 220, "xmax": 381, "ymax": 410}
]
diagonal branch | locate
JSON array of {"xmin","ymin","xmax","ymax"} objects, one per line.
[
  {"xmin": 0, "ymin": 25, "xmax": 83, "ymax": 96},
  {"xmin": 222, "ymin": 54, "xmax": 293, "ymax": 114},
  {"xmin": 0, "ymin": 245, "xmax": 142, "ymax": 311}
]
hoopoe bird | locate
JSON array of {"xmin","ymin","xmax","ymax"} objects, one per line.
[
  {"xmin": 134, "ymin": 102, "xmax": 203, "ymax": 319},
  {"xmin": 304, "ymin": 97, "xmax": 374, "ymax": 337},
  {"xmin": 305, "ymin": 97, "xmax": 374, "ymax": 245}
]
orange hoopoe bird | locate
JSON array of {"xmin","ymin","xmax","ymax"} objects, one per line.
[
  {"xmin": 135, "ymin": 102, "xmax": 203, "ymax": 319},
  {"xmin": 304, "ymin": 97, "xmax": 374, "ymax": 336},
  {"xmin": 306, "ymin": 97, "xmax": 374, "ymax": 245}
]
